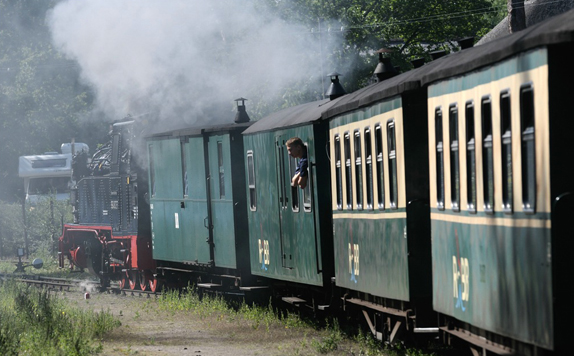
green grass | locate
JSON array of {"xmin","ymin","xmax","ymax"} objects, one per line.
[
  {"xmin": 156, "ymin": 286, "xmax": 439, "ymax": 356},
  {"xmin": 0, "ymin": 279, "xmax": 120, "ymax": 355}
]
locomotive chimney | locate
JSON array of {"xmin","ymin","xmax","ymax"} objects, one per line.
[
  {"xmin": 234, "ymin": 98, "xmax": 250, "ymax": 123},
  {"xmin": 325, "ymin": 72, "xmax": 346, "ymax": 100},
  {"xmin": 374, "ymin": 48, "xmax": 398, "ymax": 82}
]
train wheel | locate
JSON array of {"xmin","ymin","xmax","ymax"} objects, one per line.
[
  {"xmin": 119, "ymin": 274, "xmax": 127, "ymax": 290},
  {"xmin": 128, "ymin": 270, "xmax": 139, "ymax": 290},
  {"xmin": 149, "ymin": 276, "xmax": 162, "ymax": 293},
  {"xmin": 140, "ymin": 271, "xmax": 150, "ymax": 291}
]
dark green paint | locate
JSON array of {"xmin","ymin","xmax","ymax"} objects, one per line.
[
  {"xmin": 429, "ymin": 48, "xmax": 548, "ymax": 98},
  {"xmin": 244, "ymin": 125, "xmax": 326, "ymax": 286},
  {"xmin": 431, "ymin": 218, "xmax": 553, "ymax": 350}
]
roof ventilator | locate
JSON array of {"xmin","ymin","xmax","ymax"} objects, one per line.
[
  {"xmin": 374, "ymin": 48, "xmax": 398, "ymax": 82},
  {"xmin": 325, "ymin": 72, "xmax": 346, "ymax": 100},
  {"xmin": 234, "ymin": 97, "xmax": 251, "ymax": 123}
]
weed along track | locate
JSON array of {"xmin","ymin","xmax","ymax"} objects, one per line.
[
  {"xmin": 5, "ymin": 273, "xmax": 446, "ymax": 355},
  {"xmin": 57, "ymin": 284, "xmax": 446, "ymax": 356}
]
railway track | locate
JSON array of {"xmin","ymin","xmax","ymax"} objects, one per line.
[{"xmin": 0, "ymin": 273, "xmax": 160, "ymax": 297}]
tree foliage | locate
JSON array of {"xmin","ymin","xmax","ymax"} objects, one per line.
[
  {"xmin": 0, "ymin": 0, "xmax": 107, "ymax": 201},
  {"xmin": 256, "ymin": 0, "xmax": 505, "ymax": 90}
]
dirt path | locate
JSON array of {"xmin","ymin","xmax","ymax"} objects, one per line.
[{"xmin": 62, "ymin": 290, "xmax": 356, "ymax": 356}]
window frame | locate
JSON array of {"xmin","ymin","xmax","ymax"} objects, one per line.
[
  {"xmin": 387, "ymin": 119, "xmax": 398, "ymax": 210},
  {"xmin": 500, "ymin": 89, "xmax": 513, "ymax": 214},
  {"xmin": 435, "ymin": 107, "xmax": 445, "ymax": 211},
  {"xmin": 247, "ymin": 150, "xmax": 257, "ymax": 211},
  {"xmin": 364, "ymin": 127, "xmax": 374, "ymax": 210},
  {"xmin": 354, "ymin": 129, "xmax": 363, "ymax": 211},
  {"xmin": 520, "ymin": 83, "xmax": 536, "ymax": 214},
  {"xmin": 302, "ymin": 142, "xmax": 312, "ymax": 212},
  {"xmin": 375, "ymin": 124, "xmax": 385, "ymax": 210},
  {"xmin": 465, "ymin": 100, "xmax": 477, "ymax": 213},
  {"xmin": 449, "ymin": 104, "xmax": 460, "ymax": 212},
  {"xmin": 148, "ymin": 144, "xmax": 156, "ymax": 198},
  {"xmin": 344, "ymin": 132, "xmax": 353, "ymax": 210},
  {"xmin": 334, "ymin": 134, "xmax": 343, "ymax": 210}
]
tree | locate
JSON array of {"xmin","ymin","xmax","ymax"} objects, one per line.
[
  {"xmin": 0, "ymin": 0, "xmax": 106, "ymax": 201},
  {"xmin": 256, "ymin": 0, "xmax": 504, "ymax": 91}
]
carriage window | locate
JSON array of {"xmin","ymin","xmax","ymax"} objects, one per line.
[
  {"xmin": 149, "ymin": 144, "xmax": 156, "ymax": 197},
  {"xmin": 449, "ymin": 104, "xmax": 460, "ymax": 212},
  {"xmin": 217, "ymin": 141, "xmax": 225, "ymax": 199},
  {"xmin": 520, "ymin": 83, "xmax": 536, "ymax": 213},
  {"xmin": 180, "ymin": 139, "xmax": 188, "ymax": 198},
  {"xmin": 276, "ymin": 141, "xmax": 287, "ymax": 209},
  {"xmin": 247, "ymin": 151, "xmax": 256, "ymax": 211},
  {"xmin": 500, "ymin": 90, "xmax": 512, "ymax": 213},
  {"xmin": 482, "ymin": 96, "xmax": 494, "ymax": 214},
  {"xmin": 289, "ymin": 154, "xmax": 300, "ymax": 212},
  {"xmin": 354, "ymin": 130, "xmax": 363, "ymax": 210},
  {"xmin": 375, "ymin": 125, "xmax": 385, "ymax": 210},
  {"xmin": 303, "ymin": 143, "xmax": 312, "ymax": 212},
  {"xmin": 334, "ymin": 135, "xmax": 343, "ymax": 210},
  {"xmin": 344, "ymin": 132, "xmax": 353, "ymax": 210},
  {"xmin": 387, "ymin": 119, "xmax": 398, "ymax": 209},
  {"xmin": 435, "ymin": 108, "xmax": 445, "ymax": 210},
  {"xmin": 364, "ymin": 128, "xmax": 374, "ymax": 210},
  {"xmin": 466, "ymin": 101, "xmax": 477, "ymax": 213}
]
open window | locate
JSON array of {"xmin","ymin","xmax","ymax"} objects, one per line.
[{"xmin": 288, "ymin": 154, "xmax": 300, "ymax": 212}]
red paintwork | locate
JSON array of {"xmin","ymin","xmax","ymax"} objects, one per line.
[{"xmin": 59, "ymin": 224, "xmax": 155, "ymax": 279}]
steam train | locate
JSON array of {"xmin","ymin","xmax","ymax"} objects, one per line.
[{"xmin": 59, "ymin": 9, "xmax": 574, "ymax": 355}]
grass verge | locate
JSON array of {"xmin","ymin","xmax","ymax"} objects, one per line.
[
  {"xmin": 156, "ymin": 286, "xmax": 440, "ymax": 356},
  {"xmin": 0, "ymin": 279, "xmax": 120, "ymax": 355}
]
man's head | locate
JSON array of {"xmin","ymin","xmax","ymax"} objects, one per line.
[{"xmin": 286, "ymin": 137, "xmax": 305, "ymax": 158}]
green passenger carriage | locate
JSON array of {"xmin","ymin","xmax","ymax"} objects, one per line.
[
  {"xmin": 242, "ymin": 98, "xmax": 339, "ymax": 303},
  {"xmin": 423, "ymin": 10, "xmax": 574, "ymax": 354},
  {"xmin": 146, "ymin": 119, "xmax": 253, "ymax": 288},
  {"xmin": 321, "ymin": 73, "xmax": 435, "ymax": 341}
]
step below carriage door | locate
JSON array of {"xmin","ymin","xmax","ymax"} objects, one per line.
[{"xmin": 275, "ymin": 135, "xmax": 298, "ymax": 269}]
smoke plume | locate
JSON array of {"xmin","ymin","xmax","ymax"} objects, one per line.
[{"xmin": 48, "ymin": 0, "xmax": 343, "ymax": 130}]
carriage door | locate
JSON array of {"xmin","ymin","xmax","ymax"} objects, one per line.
[
  {"xmin": 207, "ymin": 135, "xmax": 237, "ymax": 269},
  {"xmin": 275, "ymin": 136, "xmax": 298, "ymax": 269}
]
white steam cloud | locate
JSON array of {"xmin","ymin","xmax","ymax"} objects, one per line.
[{"xmin": 48, "ymin": 0, "xmax": 343, "ymax": 129}]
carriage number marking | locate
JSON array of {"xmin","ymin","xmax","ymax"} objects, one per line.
[
  {"xmin": 258, "ymin": 239, "xmax": 270, "ymax": 267},
  {"xmin": 348, "ymin": 243, "xmax": 359, "ymax": 282},
  {"xmin": 453, "ymin": 256, "xmax": 470, "ymax": 306}
]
